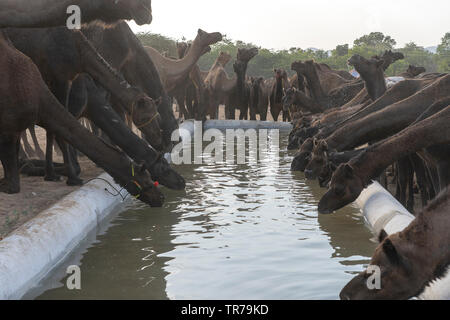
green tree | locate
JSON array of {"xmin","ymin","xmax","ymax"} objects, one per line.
[
  {"xmin": 354, "ymin": 32, "xmax": 396, "ymax": 50},
  {"xmin": 335, "ymin": 44, "xmax": 349, "ymax": 56}
]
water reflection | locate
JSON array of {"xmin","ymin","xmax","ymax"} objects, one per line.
[{"xmin": 31, "ymin": 133, "xmax": 375, "ymax": 300}]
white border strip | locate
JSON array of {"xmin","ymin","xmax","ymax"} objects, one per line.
[{"xmin": 0, "ymin": 173, "xmax": 127, "ymax": 300}]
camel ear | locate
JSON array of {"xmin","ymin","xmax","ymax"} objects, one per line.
[
  {"xmin": 378, "ymin": 229, "xmax": 388, "ymax": 242},
  {"xmin": 382, "ymin": 238, "xmax": 401, "ymax": 265},
  {"xmin": 197, "ymin": 29, "xmax": 206, "ymax": 36}
]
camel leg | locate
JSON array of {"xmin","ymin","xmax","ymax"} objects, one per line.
[
  {"xmin": 55, "ymin": 136, "xmax": 83, "ymax": 186},
  {"xmin": 29, "ymin": 126, "xmax": 45, "ymax": 160},
  {"xmin": 0, "ymin": 134, "xmax": 21, "ymax": 194},
  {"xmin": 44, "ymin": 132, "xmax": 61, "ymax": 181},
  {"xmin": 410, "ymin": 154, "xmax": 430, "ymax": 207},
  {"xmin": 405, "ymin": 159, "xmax": 415, "ymax": 213},
  {"xmin": 395, "ymin": 159, "xmax": 408, "ymax": 207},
  {"xmin": 21, "ymin": 130, "xmax": 35, "ymax": 158},
  {"xmin": 437, "ymin": 161, "xmax": 450, "ymax": 192}
]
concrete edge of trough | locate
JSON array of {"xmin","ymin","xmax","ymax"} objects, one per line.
[
  {"xmin": 355, "ymin": 181, "xmax": 450, "ymax": 300},
  {"xmin": 0, "ymin": 173, "xmax": 127, "ymax": 300}
]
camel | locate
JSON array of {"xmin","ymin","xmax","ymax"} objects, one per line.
[
  {"xmin": 400, "ymin": 65, "xmax": 426, "ymax": 79},
  {"xmin": 6, "ymin": 27, "xmax": 163, "ymax": 185},
  {"xmin": 269, "ymin": 69, "xmax": 291, "ymax": 121},
  {"xmin": 0, "ymin": 0, "xmax": 153, "ymax": 27},
  {"xmin": 204, "ymin": 48, "xmax": 259, "ymax": 119},
  {"xmin": 0, "ymin": 31, "xmax": 163, "ymax": 206},
  {"xmin": 340, "ymin": 187, "xmax": 450, "ymax": 300},
  {"xmin": 347, "ymin": 54, "xmax": 387, "ymax": 101},
  {"xmin": 318, "ymin": 101, "xmax": 450, "ymax": 214},
  {"xmin": 63, "ymin": 74, "xmax": 185, "ymax": 190},
  {"xmin": 249, "ymin": 77, "xmax": 268, "ymax": 121},
  {"xmin": 145, "ymin": 29, "xmax": 222, "ymax": 94},
  {"xmin": 324, "ymin": 74, "xmax": 450, "ymax": 152},
  {"xmin": 81, "ymin": 21, "xmax": 178, "ymax": 149}
]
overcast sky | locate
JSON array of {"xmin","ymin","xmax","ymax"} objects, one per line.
[{"xmin": 130, "ymin": 0, "xmax": 450, "ymax": 50}]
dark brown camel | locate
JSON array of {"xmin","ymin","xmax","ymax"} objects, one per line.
[
  {"xmin": 224, "ymin": 48, "xmax": 259, "ymax": 120},
  {"xmin": 269, "ymin": 69, "xmax": 290, "ymax": 122},
  {"xmin": 6, "ymin": 27, "xmax": 162, "ymax": 185},
  {"xmin": 0, "ymin": 0, "xmax": 152, "ymax": 27},
  {"xmin": 0, "ymin": 32, "xmax": 163, "ymax": 206},
  {"xmin": 318, "ymin": 101, "xmax": 450, "ymax": 214},
  {"xmin": 249, "ymin": 77, "xmax": 268, "ymax": 121},
  {"xmin": 400, "ymin": 65, "xmax": 426, "ymax": 79},
  {"xmin": 81, "ymin": 20, "xmax": 178, "ymax": 150},
  {"xmin": 340, "ymin": 187, "xmax": 450, "ymax": 300},
  {"xmin": 64, "ymin": 74, "xmax": 185, "ymax": 190}
]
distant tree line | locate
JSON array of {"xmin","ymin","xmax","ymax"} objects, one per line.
[{"xmin": 137, "ymin": 31, "xmax": 450, "ymax": 79}]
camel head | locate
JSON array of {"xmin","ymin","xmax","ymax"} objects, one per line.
[
  {"xmin": 196, "ymin": 29, "xmax": 223, "ymax": 48},
  {"xmin": 176, "ymin": 42, "xmax": 189, "ymax": 59},
  {"xmin": 131, "ymin": 95, "xmax": 163, "ymax": 150},
  {"xmin": 348, "ymin": 54, "xmax": 385, "ymax": 77},
  {"xmin": 114, "ymin": 0, "xmax": 153, "ymax": 25},
  {"xmin": 291, "ymin": 61, "xmax": 307, "ymax": 75},
  {"xmin": 290, "ymin": 137, "xmax": 314, "ymax": 171},
  {"xmin": 127, "ymin": 162, "xmax": 164, "ymax": 207},
  {"xmin": 236, "ymin": 47, "xmax": 259, "ymax": 63},
  {"xmin": 305, "ymin": 139, "xmax": 329, "ymax": 180},
  {"xmin": 148, "ymin": 155, "xmax": 186, "ymax": 190},
  {"xmin": 407, "ymin": 65, "xmax": 426, "ymax": 77},
  {"xmin": 217, "ymin": 51, "xmax": 232, "ymax": 67},
  {"xmin": 380, "ymin": 50, "xmax": 405, "ymax": 68},
  {"xmin": 283, "ymin": 87, "xmax": 297, "ymax": 112},
  {"xmin": 340, "ymin": 233, "xmax": 420, "ymax": 300},
  {"xmin": 318, "ymin": 163, "xmax": 364, "ymax": 214}
]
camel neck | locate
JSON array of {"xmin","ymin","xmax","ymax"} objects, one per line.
[
  {"xmin": 352, "ymin": 106, "xmax": 450, "ymax": 186},
  {"xmin": 37, "ymin": 86, "xmax": 137, "ymax": 188}
]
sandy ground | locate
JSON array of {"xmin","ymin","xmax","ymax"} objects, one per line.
[{"xmin": 0, "ymin": 127, "xmax": 103, "ymax": 239}]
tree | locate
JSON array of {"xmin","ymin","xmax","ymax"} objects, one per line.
[
  {"xmin": 335, "ymin": 44, "xmax": 349, "ymax": 56},
  {"xmin": 437, "ymin": 32, "xmax": 450, "ymax": 54},
  {"xmin": 354, "ymin": 32, "xmax": 396, "ymax": 50}
]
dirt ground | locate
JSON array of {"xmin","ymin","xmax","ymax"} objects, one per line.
[{"xmin": 0, "ymin": 127, "xmax": 103, "ymax": 239}]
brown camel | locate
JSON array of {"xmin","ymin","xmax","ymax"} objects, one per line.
[
  {"xmin": 204, "ymin": 48, "xmax": 258, "ymax": 119},
  {"xmin": 0, "ymin": 0, "xmax": 153, "ymax": 27},
  {"xmin": 82, "ymin": 21, "xmax": 178, "ymax": 149},
  {"xmin": 318, "ymin": 101, "xmax": 450, "ymax": 214},
  {"xmin": 269, "ymin": 69, "xmax": 291, "ymax": 121},
  {"xmin": 6, "ymin": 27, "xmax": 163, "ymax": 185},
  {"xmin": 0, "ymin": 32, "xmax": 163, "ymax": 206},
  {"xmin": 399, "ymin": 65, "xmax": 426, "ymax": 78},
  {"xmin": 340, "ymin": 187, "xmax": 450, "ymax": 300},
  {"xmin": 324, "ymin": 74, "xmax": 450, "ymax": 152},
  {"xmin": 249, "ymin": 77, "xmax": 269, "ymax": 121},
  {"xmin": 145, "ymin": 29, "xmax": 222, "ymax": 94}
]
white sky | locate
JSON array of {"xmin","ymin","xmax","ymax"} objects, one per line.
[{"xmin": 130, "ymin": 0, "xmax": 450, "ymax": 50}]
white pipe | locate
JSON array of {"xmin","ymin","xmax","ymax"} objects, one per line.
[
  {"xmin": 0, "ymin": 173, "xmax": 127, "ymax": 300},
  {"xmin": 355, "ymin": 181, "xmax": 450, "ymax": 300}
]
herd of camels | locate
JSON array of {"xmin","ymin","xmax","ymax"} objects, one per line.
[{"xmin": 0, "ymin": 0, "xmax": 448, "ymax": 300}]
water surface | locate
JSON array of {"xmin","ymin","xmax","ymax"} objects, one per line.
[{"xmin": 30, "ymin": 133, "xmax": 376, "ymax": 300}]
